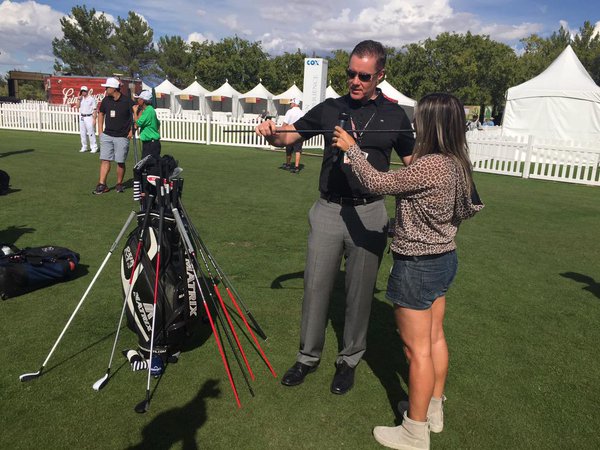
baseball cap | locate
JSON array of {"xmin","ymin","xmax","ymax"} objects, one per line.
[
  {"xmin": 134, "ymin": 90, "xmax": 152, "ymax": 101},
  {"xmin": 290, "ymin": 97, "xmax": 301, "ymax": 105},
  {"xmin": 80, "ymin": 85, "xmax": 88, "ymax": 92},
  {"xmin": 101, "ymin": 77, "xmax": 120, "ymax": 89}
]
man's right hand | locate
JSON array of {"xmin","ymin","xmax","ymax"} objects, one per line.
[{"xmin": 255, "ymin": 119, "xmax": 277, "ymax": 140}]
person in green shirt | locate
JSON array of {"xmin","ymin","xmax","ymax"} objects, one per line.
[{"xmin": 133, "ymin": 90, "xmax": 161, "ymax": 159}]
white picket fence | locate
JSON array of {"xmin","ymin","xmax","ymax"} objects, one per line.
[
  {"xmin": 1, "ymin": 101, "xmax": 599, "ymax": 186},
  {"xmin": 0, "ymin": 101, "xmax": 325, "ymax": 149},
  {"xmin": 468, "ymin": 131, "xmax": 600, "ymax": 186}
]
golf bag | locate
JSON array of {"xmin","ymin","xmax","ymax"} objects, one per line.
[
  {"xmin": 120, "ymin": 155, "xmax": 198, "ymax": 359},
  {"xmin": 0, "ymin": 245, "xmax": 80, "ymax": 299}
]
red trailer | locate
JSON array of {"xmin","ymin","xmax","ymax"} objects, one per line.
[{"xmin": 43, "ymin": 75, "xmax": 142, "ymax": 106}]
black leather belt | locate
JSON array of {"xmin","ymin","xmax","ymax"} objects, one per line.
[
  {"xmin": 393, "ymin": 250, "xmax": 454, "ymax": 261},
  {"xmin": 81, "ymin": 114, "xmax": 93, "ymax": 117},
  {"xmin": 321, "ymin": 193, "xmax": 383, "ymax": 206}
]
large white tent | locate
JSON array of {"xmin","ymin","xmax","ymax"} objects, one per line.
[
  {"xmin": 502, "ymin": 45, "xmax": 600, "ymax": 141},
  {"xmin": 206, "ymin": 80, "xmax": 243, "ymax": 118},
  {"xmin": 154, "ymin": 78, "xmax": 182, "ymax": 115},
  {"xmin": 378, "ymin": 80, "xmax": 417, "ymax": 120},
  {"xmin": 239, "ymin": 81, "xmax": 276, "ymax": 117},
  {"xmin": 178, "ymin": 80, "xmax": 210, "ymax": 115},
  {"xmin": 326, "ymin": 84, "xmax": 340, "ymax": 99},
  {"xmin": 273, "ymin": 83, "xmax": 303, "ymax": 116}
]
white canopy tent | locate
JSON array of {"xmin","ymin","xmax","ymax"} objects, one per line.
[
  {"xmin": 206, "ymin": 80, "xmax": 243, "ymax": 119},
  {"xmin": 503, "ymin": 45, "xmax": 600, "ymax": 141},
  {"xmin": 326, "ymin": 84, "xmax": 340, "ymax": 99},
  {"xmin": 239, "ymin": 81, "xmax": 276, "ymax": 117},
  {"xmin": 273, "ymin": 83, "xmax": 303, "ymax": 116},
  {"xmin": 378, "ymin": 80, "xmax": 417, "ymax": 120},
  {"xmin": 154, "ymin": 78, "xmax": 182, "ymax": 115},
  {"xmin": 178, "ymin": 80, "xmax": 211, "ymax": 115}
]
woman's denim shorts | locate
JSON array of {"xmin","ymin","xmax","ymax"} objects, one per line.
[{"xmin": 385, "ymin": 250, "xmax": 458, "ymax": 310}]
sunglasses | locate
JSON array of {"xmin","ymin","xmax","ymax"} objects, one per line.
[{"xmin": 346, "ymin": 68, "xmax": 381, "ymax": 82}]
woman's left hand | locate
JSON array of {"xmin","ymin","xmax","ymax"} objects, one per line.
[{"xmin": 332, "ymin": 126, "xmax": 356, "ymax": 152}]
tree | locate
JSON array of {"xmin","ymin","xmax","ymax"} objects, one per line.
[
  {"xmin": 52, "ymin": 5, "xmax": 114, "ymax": 75},
  {"xmin": 156, "ymin": 35, "xmax": 193, "ymax": 87},
  {"xmin": 517, "ymin": 25, "xmax": 571, "ymax": 83},
  {"xmin": 390, "ymin": 31, "xmax": 517, "ymax": 115},
  {"xmin": 326, "ymin": 50, "xmax": 350, "ymax": 95},
  {"xmin": 112, "ymin": 12, "xmax": 156, "ymax": 78},
  {"xmin": 572, "ymin": 21, "xmax": 600, "ymax": 84},
  {"xmin": 262, "ymin": 50, "xmax": 307, "ymax": 93},
  {"xmin": 192, "ymin": 36, "xmax": 269, "ymax": 92}
]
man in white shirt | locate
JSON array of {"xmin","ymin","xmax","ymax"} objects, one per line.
[
  {"xmin": 281, "ymin": 98, "xmax": 305, "ymax": 173},
  {"xmin": 77, "ymin": 86, "xmax": 98, "ymax": 153}
]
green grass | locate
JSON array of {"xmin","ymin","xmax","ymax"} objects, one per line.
[{"xmin": 1, "ymin": 130, "xmax": 599, "ymax": 449}]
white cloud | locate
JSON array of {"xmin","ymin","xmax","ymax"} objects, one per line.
[
  {"xmin": 0, "ymin": 1, "xmax": 63, "ymax": 48},
  {"xmin": 258, "ymin": 0, "xmax": 542, "ymax": 54},
  {"xmin": 218, "ymin": 14, "xmax": 252, "ymax": 36},
  {"xmin": 187, "ymin": 32, "xmax": 214, "ymax": 44}
]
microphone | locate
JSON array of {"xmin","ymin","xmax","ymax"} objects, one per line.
[{"xmin": 333, "ymin": 112, "xmax": 350, "ymax": 162}]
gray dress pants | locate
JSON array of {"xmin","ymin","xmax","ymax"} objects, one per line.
[{"xmin": 297, "ymin": 198, "xmax": 388, "ymax": 368}]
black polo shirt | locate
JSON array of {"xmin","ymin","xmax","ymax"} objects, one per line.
[
  {"xmin": 99, "ymin": 94, "xmax": 134, "ymax": 138},
  {"xmin": 294, "ymin": 91, "xmax": 415, "ymax": 198}
]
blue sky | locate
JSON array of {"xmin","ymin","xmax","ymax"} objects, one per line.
[{"xmin": 1, "ymin": 0, "xmax": 598, "ymax": 75}]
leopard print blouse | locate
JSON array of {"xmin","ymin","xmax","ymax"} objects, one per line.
[{"xmin": 347, "ymin": 144, "xmax": 484, "ymax": 256}]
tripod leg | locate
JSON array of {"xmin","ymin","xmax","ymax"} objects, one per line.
[{"xmin": 20, "ymin": 210, "xmax": 137, "ymax": 382}]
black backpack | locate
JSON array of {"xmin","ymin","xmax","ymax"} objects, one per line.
[
  {"xmin": 0, "ymin": 169, "xmax": 9, "ymax": 195},
  {"xmin": 0, "ymin": 245, "xmax": 80, "ymax": 299}
]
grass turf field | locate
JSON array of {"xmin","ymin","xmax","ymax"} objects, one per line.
[{"xmin": 1, "ymin": 129, "xmax": 599, "ymax": 449}]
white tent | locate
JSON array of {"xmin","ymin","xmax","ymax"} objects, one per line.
[
  {"xmin": 273, "ymin": 83, "xmax": 303, "ymax": 116},
  {"xmin": 206, "ymin": 80, "xmax": 243, "ymax": 118},
  {"xmin": 326, "ymin": 84, "xmax": 340, "ymax": 99},
  {"xmin": 378, "ymin": 80, "xmax": 417, "ymax": 120},
  {"xmin": 154, "ymin": 78, "xmax": 182, "ymax": 115},
  {"xmin": 503, "ymin": 45, "xmax": 600, "ymax": 141},
  {"xmin": 178, "ymin": 80, "xmax": 211, "ymax": 115},
  {"xmin": 239, "ymin": 81, "xmax": 276, "ymax": 117}
]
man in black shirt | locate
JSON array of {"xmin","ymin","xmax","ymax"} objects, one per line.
[
  {"xmin": 94, "ymin": 77, "xmax": 134, "ymax": 194},
  {"xmin": 256, "ymin": 40, "xmax": 414, "ymax": 394}
]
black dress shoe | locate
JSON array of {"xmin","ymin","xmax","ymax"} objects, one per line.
[
  {"xmin": 330, "ymin": 361, "xmax": 355, "ymax": 395},
  {"xmin": 281, "ymin": 362, "xmax": 318, "ymax": 386}
]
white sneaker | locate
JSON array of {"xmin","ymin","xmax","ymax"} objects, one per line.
[
  {"xmin": 90, "ymin": 149, "xmax": 98, "ymax": 153},
  {"xmin": 79, "ymin": 149, "xmax": 88, "ymax": 153}
]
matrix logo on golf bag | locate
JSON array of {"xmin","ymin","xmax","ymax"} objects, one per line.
[{"xmin": 120, "ymin": 213, "xmax": 197, "ymax": 357}]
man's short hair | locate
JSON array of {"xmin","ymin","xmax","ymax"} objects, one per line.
[{"xmin": 350, "ymin": 40, "xmax": 387, "ymax": 71}]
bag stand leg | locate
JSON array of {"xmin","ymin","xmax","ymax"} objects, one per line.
[
  {"xmin": 19, "ymin": 210, "xmax": 137, "ymax": 382},
  {"xmin": 93, "ymin": 202, "xmax": 155, "ymax": 391}
]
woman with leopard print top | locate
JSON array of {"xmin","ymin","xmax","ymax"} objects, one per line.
[{"xmin": 333, "ymin": 93, "xmax": 483, "ymax": 450}]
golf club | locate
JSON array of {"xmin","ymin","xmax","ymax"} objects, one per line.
[{"xmin": 20, "ymin": 211, "xmax": 137, "ymax": 382}]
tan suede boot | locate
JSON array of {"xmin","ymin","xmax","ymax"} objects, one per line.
[
  {"xmin": 397, "ymin": 395, "xmax": 446, "ymax": 434},
  {"xmin": 427, "ymin": 396, "xmax": 446, "ymax": 433},
  {"xmin": 373, "ymin": 411, "xmax": 430, "ymax": 450}
]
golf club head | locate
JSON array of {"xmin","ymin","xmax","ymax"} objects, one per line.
[
  {"xmin": 19, "ymin": 371, "xmax": 41, "ymax": 382},
  {"xmin": 169, "ymin": 167, "xmax": 183, "ymax": 180},
  {"xmin": 92, "ymin": 373, "xmax": 109, "ymax": 391},
  {"xmin": 134, "ymin": 400, "xmax": 149, "ymax": 414}
]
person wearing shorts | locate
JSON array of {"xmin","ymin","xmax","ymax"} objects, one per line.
[
  {"xmin": 94, "ymin": 77, "xmax": 134, "ymax": 194},
  {"xmin": 281, "ymin": 98, "xmax": 304, "ymax": 173},
  {"xmin": 334, "ymin": 93, "xmax": 484, "ymax": 449}
]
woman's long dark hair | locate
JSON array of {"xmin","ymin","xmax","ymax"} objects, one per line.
[{"xmin": 412, "ymin": 93, "xmax": 474, "ymax": 192}]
